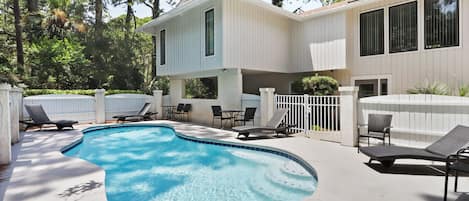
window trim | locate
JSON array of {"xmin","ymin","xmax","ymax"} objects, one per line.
[
  {"xmin": 388, "ymin": 1, "xmax": 418, "ymax": 54},
  {"xmin": 351, "ymin": 75, "xmax": 392, "ymax": 96},
  {"xmin": 204, "ymin": 8, "xmax": 215, "ymax": 57},
  {"xmin": 423, "ymin": 0, "xmax": 461, "ymax": 50},
  {"xmin": 160, "ymin": 29, "xmax": 166, "ymax": 66},
  {"xmin": 182, "ymin": 76, "xmax": 219, "ymax": 100},
  {"xmin": 359, "ymin": 8, "xmax": 386, "ymax": 57}
]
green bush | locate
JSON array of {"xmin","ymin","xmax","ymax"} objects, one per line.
[
  {"xmin": 23, "ymin": 89, "xmax": 147, "ymax": 97},
  {"xmin": 292, "ymin": 75, "xmax": 339, "ymax": 96},
  {"xmin": 458, "ymin": 85, "xmax": 469, "ymax": 97}
]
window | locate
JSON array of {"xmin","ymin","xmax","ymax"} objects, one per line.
[
  {"xmin": 355, "ymin": 78, "xmax": 389, "ymax": 98},
  {"xmin": 205, "ymin": 9, "xmax": 215, "ymax": 56},
  {"xmin": 360, "ymin": 9, "xmax": 384, "ymax": 56},
  {"xmin": 389, "ymin": 2, "xmax": 418, "ymax": 53},
  {"xmin": 184, "ymin": 77, "xmax": 218, "ymax": 99},
  {"xmin": 160, "ymin": 30, "xmax": 166, "ymax": 65},
  {"xmin": 424, "ymin": 0, "xmax": 459, "ymax": 49}
]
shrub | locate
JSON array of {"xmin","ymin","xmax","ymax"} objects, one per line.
[
  {"xmin": 23, "ymin": 89, "xmax": 147, "ymax": 97},
  {"xmin": 407, "ymin": 81, "xmax": 451, "ymax": 95},
  {"xmin": 459, "ymin": 85, "xmax": 469, "ymax": 97},
  {"xmin": 292, "ymin": 75, "xmax": 339, "ymax": 96}
]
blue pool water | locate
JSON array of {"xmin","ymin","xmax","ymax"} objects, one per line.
[{"xmin": 64, "ymin": 126, "xmax": 317, "ymax": 201}]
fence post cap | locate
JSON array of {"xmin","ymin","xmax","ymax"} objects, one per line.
[
  {"xmin": 153, "ymin": 90, "xmax": 163, "ymax": 95},
  {"xmin": 0, "ymin": 83, "xmax": 11, "ymax": 91},
  {"xmin": 95, "ymin": 89, "xmax": 106, "ymax": 93},
  {"xmin": 259, "ymin": 88, "xmax": 276, "ymax": 93}
]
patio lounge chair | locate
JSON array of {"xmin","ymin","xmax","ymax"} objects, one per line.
[
  {"xmin": 22, "ymin": 104, "xmax": 78, "ymax": 130},
  {"xmin": 113, "ymin": 103, "xmax": 156, "ymax": 122},
  {"xmin": 232, "ymin": 109, "xmax": 293, "ymax": 138},
  {"xmin": 359, "ymin": 125, "xmax": 469, "ymax": 168}
]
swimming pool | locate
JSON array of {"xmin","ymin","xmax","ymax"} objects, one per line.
[{"xmin": 64, "ymin": 125, "xmax": 317, "ymax": 201}]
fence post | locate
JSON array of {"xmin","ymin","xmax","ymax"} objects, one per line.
[
  {"xmin": 304, "ymin": 94, "xmax": 310, "ymax": 132},
  {"xmin": 0, "ymin": 83, "xmax": 11, "ymax": 164},
  {"xmin": 339, "ymin": 87, "xmax": 359, "ymax": 147},
  {"xmin": 10, "ymin": 87, "xmax": 22, "ymax": 144},
  {"xmin": 95, "ymin": 89, "xmax": 106, "ymax": 124},
  {"xmin": 153, "ymin": 90, "xmax": 163, "ymax": 119},
  {"xmin": 260, "ymin": 88, "xmax": 275, "ymax": 126}
]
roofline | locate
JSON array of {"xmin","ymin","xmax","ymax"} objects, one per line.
[{"xmin": 137, "ymin": 0, "xmax": 382, "ymax": 33}]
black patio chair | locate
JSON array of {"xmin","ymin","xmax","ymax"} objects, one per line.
[
  {"xmin": 234, "ymin": 107, "xmax": 256, "ymax": 126},
  {"xmin": 22, "ymin": 104, "xmax": 78, "ymax": 130},
  {"xmin": 174, "ymin": 104, "xmax": 191, "ymax": 121},
  {"xmin": 211, "ymin": 105, "xmax": 233, "ymax": 128},
  {"xmin": 445, "ymin": 147, "xmax": 469, "ymax": 201},
  {"xmin": 357, "ymin": 114, "xmax": 393, "ymax": 153}
]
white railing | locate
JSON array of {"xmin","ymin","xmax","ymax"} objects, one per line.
[
  {"xmin": 241, "ymin": 93, "xmax": 261, "ymax": 126},
  {"xmin": 24, "ymin": 94, "xmax": 96, "ymax": 123},
  {"xmin": 105, "ymin": 94, "xmax": 153, "ymax": 121},
  {"xmin": 275, "ymin": 94, "xmax": 340, "ymax": 134},
  {"xmin": 359, "ymin": 94, "xmax": 469, "ymax": 147}
]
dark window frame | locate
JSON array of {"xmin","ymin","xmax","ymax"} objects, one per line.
[
  {"xmin": 183, "ymin": 76, "xmax": 218, "ymax": 99},
  {"xmin": 160, "ymin": 29, "xmax": 166, "ymax": 65},
  {"xmin": 389, "ymin": 1, "xmax": 418, "ymax": 53},
  {"xmin": 360, "ymin": 9, "xmax": 385, "ymax": 57},
  {"xmin": 424, "ymin": 0, "xmax": 459, "ymax": 49},
  {"xmin": 205, "ymin": 9, "xmax": 215, "ymax": 57}
]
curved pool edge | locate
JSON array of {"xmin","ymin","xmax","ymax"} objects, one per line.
[{"xmin": 64, "ymin": 123, "xmax": 318, "ymax": 181}]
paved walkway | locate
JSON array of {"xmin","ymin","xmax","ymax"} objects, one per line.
[{"xmin": 1, "ymin": 121, "xmax": 468, "ymax": 201}]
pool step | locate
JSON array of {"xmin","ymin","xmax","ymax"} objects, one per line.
[
  {"xmin": 230, "ymin": 150, "xmax": 276, "ymax": 165},
  {"xmin": 249, "ymin": 176, "xmax": 295, "ymax": 201},
  {"xmin": 280, "ymin": 161, "xmax": 315, "ymax": 181},
  {"xmin": 265, "ymin": 168, "xmax": 316, "ymax": 194}
]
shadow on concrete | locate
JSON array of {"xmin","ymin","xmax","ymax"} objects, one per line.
[
  {"xmin": 420, "ymin": 192, "xmax": 469, "ymax": 201},
  {"xmin": 365, "ymin": 163, "xmax": 447, "ymax": 176},
  {"xmin": 58, "ymin": 180, "xmax": 103, "ymax": 198}
]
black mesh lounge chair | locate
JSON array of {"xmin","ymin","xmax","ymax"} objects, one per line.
[
  {"xmin": 232, "ymin": 109, "xmax": 293, "ymax": 138},
  {"xmin": 113, "ymin": 103, "xmax": 156, "ymax": 122},
  {"xmin": 357, "ymin": 114, "xmax": 392, "ymax": 153},
  {"xmin": 22, "ymin": 104, "xmax": 78, "ymax": 130},
  {"xmin": 444, "ymin": 147, "xmax": 469, "ymax": 201},
  {"xmin": 360, "ymin": 125, "xmax": 469, "ymax": 168},
  {"xmin": 234, "ymin": 107, "xmax": 256, "ymax": 126}
]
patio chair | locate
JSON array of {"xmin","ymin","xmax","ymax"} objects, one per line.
[
  {"xmin": 359, "ymin": 125, "xmax": 469, "ymax": 168},
  {"xmin": 234, "ymin": 107, "xmax": 256, "ymax": 126},
  {"xmin": 174, "ymin": 104, "xmax": 191, "ymax": 121},
  {"xmin": 22, "ymin": 104, "xmax": 78, "ymax": 130},
  {"xmin": 232, "ymin": 109, "xmax": 294, "ymax": 138},
  {"xmin": 112, "ymin": 103, "xmax": 156, "ymax": 123},
  {"xmin": 357, "ymin": 114, "xmax": 393, "ymax": 153},
  {"xmin": 444, "ymin": 147, "xmax": 469, "ymax": 201},
  {"xmin": 211, "ymin": 105, "xmax": 233, "ymax": 128}
]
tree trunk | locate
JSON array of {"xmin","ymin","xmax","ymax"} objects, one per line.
[
  {"xmin": 13, "ymin": 0, "xmax": 24, "ymax": 75},
  {"xmin": 125, "ymin": 0, "xmax": 133, "ymax": 40},
  {"xmin": 150, "ymin": 0, "xmax": 160, "ymax": 79},
  {"xmin": 95, "ymin": 0, "xmax": 103, "ymax": 39}
]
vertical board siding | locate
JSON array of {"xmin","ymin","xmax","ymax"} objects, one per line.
[
  {"xmin": 105, "ymin": 94, "xmax": 153, "ymax": 121},
  {"xmin": 345, "ymin": 0, "xmax": 469, "ymax": 94},
  {"xmin": 359, "ymin": 94, "xmax": 469, "ymax": 147},
  {"xmin": 23, "ymin": 95, "xmax": 96, "ymax": 123},
  {"xmin": 223, "ymin": 0, "xmax": 290, "ymax": 72}
]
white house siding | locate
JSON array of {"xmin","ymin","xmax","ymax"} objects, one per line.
[
  {"xmin": 342, "ymin": 0, "xmax": 469, "ymax": 94},
  {"xmin": 290, "ymin": 12, "xmax": 347, "ymax": 72},
  {"xmin": 155, "ymin": 0, "xmax": 223, "ymax": 76},
  {"xmin": 168, "ymin": 68, "xmax": 243, "ymax": 125},
  {"xmin": 222, "ymin": 0, "xmax": 291, "ymax": 73}
]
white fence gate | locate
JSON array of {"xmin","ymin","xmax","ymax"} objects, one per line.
[{"xmin": 275, "ymin": 94, "xmax": 340, "ymax": 136}]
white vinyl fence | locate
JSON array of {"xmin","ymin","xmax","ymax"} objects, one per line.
[
  {"xmin": 359, "ymin": 95, "xmax": 469, "ymax": 147},
  {"xmin": 275, "ymin": 94, "xmax": 340, "ymax": 135},
  {"xmin": 105, "ymin": 94, "xmax": 153, "ymax": 121},
  {"xmin": 241, "ymin": 93, "xmax": 261, "ymax": 126},
  {"xmin": 24, "ymin": 94, "xmax": 96, "ymax": 123}
]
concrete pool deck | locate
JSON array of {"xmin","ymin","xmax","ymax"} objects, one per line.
[{"xmin": 1, "ymin": 120, "xmax": 469, "ymax": 201}]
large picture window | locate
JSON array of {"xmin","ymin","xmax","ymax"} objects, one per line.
[
  {"xmin": 205, "ymin": 9, "xmax": 215, "ymax": 56},
  {"xmin": 360, "ymin": 9, "xmax": 384, "ymax": 56},
  {"xmin": 389, "ymin": 2, "xmax": 418, "ymax": 53},
  {"xmin": 424, "ymin": 0, "xmax": 459, "ymax": 49},
  {"xmin": 160, "ymin": 30, "xmax": 166, "ymax": 65},
  {"xmin": 184, "ymin": 77, "xmax": 218, "ymax": 99}
]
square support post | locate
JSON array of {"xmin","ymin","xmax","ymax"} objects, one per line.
[
  {"xmin": 9, "ymin": 87, "xmax": 23, "ymax": 144},
  {"xmin": 95, "ymin": 89, "xmax": 106, "ymax": 124},
  {"xmin": 260, "ymin": 88, "xmax": 275, "ymax": 126},
  {"xmin": 339, "ymin": 87, "xmax": 359, "ymax": 147},
  {"xmin": 0, "ymin": 83, "xmax": 11, "ymax": 164},
  {"xmin": 153, "ymin": 90, "xmax": 163, "ymax": 119}
]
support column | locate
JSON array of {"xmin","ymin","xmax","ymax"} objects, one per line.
[
  {"xmin": 260, "ymin": 88, "xmax": 275, "ymax": 126},
  {"xmin": 153, "ymin": 90, "xmax": 163, "ymax": 119},
  {"xmin": 95, "ymin": 89, "xmax": 106, "ymax": 124},
  {"xmin": 10, "ymin": 87, "xmax": 22, "ymax": 144},
  {"xmin": 339, "ymin": 87, "xmax": 359, "ymax": 147},
  {"xmin": 0, "ymin": 83, "xmax": 11, "ymax": 164}
]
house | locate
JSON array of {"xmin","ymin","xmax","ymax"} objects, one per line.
[{"xmin": 138, "ymin": 0, "xmax": 467, "ymax": 124}]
